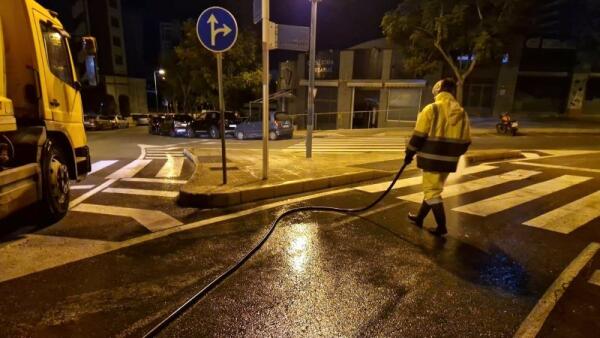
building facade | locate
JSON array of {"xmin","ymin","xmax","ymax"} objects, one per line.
[{"xmin": 70, "ymin": 0, "xmax": 148, "ymax": 116}]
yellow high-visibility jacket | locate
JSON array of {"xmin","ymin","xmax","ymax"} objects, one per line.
[{"xmin": 407, "ymin": 92, "xmax": 471, "ymax": 173}]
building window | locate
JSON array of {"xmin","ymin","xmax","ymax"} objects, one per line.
[
  {"xmin": 110, "ymin": 17, "xmax": 120, "ymax": 28},
  {"xmin": 108, "ymin": 0, "xmax": 118, "ymax": 9},
  {"xmin": 115, "ymin": 55, "xmax": 124, "ymax": 65},
  {"xmin": 386, "ymin": 88, "xmax": 422, "ymax": 121},
  {"xmin": 112, "ymin": 36, "xmax": 121, "ymax": 47}
]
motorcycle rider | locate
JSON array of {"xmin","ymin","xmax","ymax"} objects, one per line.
[{"xmin": 404, "ymin": 78, "xmax": 472, "ymax": 236}]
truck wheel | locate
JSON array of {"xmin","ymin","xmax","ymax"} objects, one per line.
[
  {"xmin": 236, "ymin": 131, "xmax": 245, "ymax": 140},
  {"xmin": 40, "ymin": 141, "xmax": 70, "ymax": 223},
  {"xmin": 209, "ymin": 126, "xmax": 220, "ymax": 139}
]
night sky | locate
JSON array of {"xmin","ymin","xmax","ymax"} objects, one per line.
[{"xmin": 39, "ymin": 0, "xmax": 400, "ymax": 76}]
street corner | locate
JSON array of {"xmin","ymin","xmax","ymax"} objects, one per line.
[{"xmin": 464, "ymin": 149, "xmax": 525, "ymax": 165}]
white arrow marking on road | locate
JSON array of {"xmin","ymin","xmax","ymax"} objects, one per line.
[
  {"xmin": 524, "ymin": 190, "xmax": 600, "ymax": 234},
  {"xmin": 103, "ymin": 188, "xmax": 179, "ymax": 198},
  {"xmin": 208, "ymin": 14, "xmax": 232, "ymax": 46},
  {"xmin": 453, "ymin": 175, "xmax": 593, "ymax": 217},
  {"xmin": 107, "ymin": 159, "xmax": 152, "ymax": 179},
  {"xmin": 156, "ymin": 155, "xmax": 185, "ymax": 178},
  {"xmin": 90, "ymin": 160, "xmax": 118, "ymax": 174},
  {"xmin": 72, "ymin": 203, "xmax": 182, "ymax": 232},
  {"xmin": 398, "ymin": 170, "xmax": 541, "ymax": 203}
]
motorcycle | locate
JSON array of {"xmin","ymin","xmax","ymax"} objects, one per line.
[{"xmin": 496, "ymin": 112, "xmax": 518, "ymax": 136}]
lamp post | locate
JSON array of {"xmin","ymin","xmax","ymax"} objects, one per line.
[
  {"xmin": 306, "ymin": 0, "xmax": 321, "ymax": 159},
  {"xmin": 153, "ymin": 68, "xmax": 166, "ymax": 113}
]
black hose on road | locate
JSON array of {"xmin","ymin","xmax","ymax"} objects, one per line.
[{"xmin": 144, "ymin": 163, "xmax": 409, "ymax": 337}]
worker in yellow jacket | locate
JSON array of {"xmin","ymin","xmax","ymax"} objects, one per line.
[{"xmin": 404, "ymin": 78, "xmax": 471, "ymax": 236}]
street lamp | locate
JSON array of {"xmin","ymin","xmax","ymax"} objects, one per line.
[
  {"xmin": 306, "ymin": 0, "xmax": 321, "ymax": 159},
  {"xmin": 153, "ymin": 68, "xmax": 166, "ymax": 113}
]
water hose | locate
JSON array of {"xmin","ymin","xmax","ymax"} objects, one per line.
[{"xmin": 144, "ymin": 162, "xmax": 409, "ymax": 337}]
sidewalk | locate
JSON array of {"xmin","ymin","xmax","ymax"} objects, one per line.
[
  {"xmin": 179, "ymin": 147, "xmax": 523, "ymax": 208},
  {"xmin": 292, "ymin": 115, "xmax": 600, "ymax": 138}
]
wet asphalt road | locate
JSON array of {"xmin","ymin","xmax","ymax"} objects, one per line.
[{"xmin": 1, "ymin": 128, "xmax": 600, "ymax": 337}]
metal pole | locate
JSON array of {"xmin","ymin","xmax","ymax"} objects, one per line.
[
  {"xmin": 153, "ymin": 71, "xmax": 159, "ymax": 114},
  {"xmin": 306, "ymin": 0, "xmax": 319, "ymax": 159},
  {"xmin": 261, "ymin": 0, "xmax": 269, "ymax": 180},
  {"xmin": 217, "ymin": 53, "xmax": 227, "ymax": 185}
]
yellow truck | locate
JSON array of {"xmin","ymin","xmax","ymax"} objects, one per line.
[{"xmin": 0, "ymin": 0, "xmax": 94, "ymax": 222}]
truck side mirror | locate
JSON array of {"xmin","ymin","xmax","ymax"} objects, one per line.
[{"xmin": 82, "ymin": 36, "xmax": 97, "ymax": 56}]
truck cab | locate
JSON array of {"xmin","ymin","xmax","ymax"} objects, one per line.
[{"xmin": 0, "ymin": 0, "xmax": 94, "ymax": 222}]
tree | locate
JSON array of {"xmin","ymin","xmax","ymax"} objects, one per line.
[
  {"xmin": 163, "ymin": 20, "xmax": 261, "ymax": 113},
  {"xmin": 382, "ymin": 0, "xmax": 532, "ymax": 103}
]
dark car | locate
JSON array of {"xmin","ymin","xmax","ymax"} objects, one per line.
[
  {"xmin": 158, "ymin": 114, "xmax": 194, "ymax": 137},
  {"xmin": 234, "ymin": 111, "xmax": 293, "ymax": 140},
  {"xmin": 188, "ymin": 111, "xmax": 241, "ymax": 138}
]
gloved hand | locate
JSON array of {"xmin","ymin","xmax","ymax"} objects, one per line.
[{"xmin": 404, "ymin": 150, "xmax": 416, "ymax": 165}]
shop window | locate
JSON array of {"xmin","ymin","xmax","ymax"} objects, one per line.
[
  {"xmin": 386, "ymin": 88, "xmax": 421, "ymax": 121},
  {"xmin": 115, "ymin": 55, "xmax": 124, "ymax": 65}
]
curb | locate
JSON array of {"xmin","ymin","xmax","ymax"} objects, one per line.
[{"xmin": 178, "ymin": 166, "xmax": 391, "ymax": 208}]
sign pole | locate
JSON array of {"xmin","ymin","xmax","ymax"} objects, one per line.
[
  {"xmin": 306, "ymin": 0, "xmax": 319, "ymax": 159},
  {"xmin": 261, "ymin": 0, "xmax": 269, "ymax": 180},
  {"xmin": 217, "ymin": 52, "xmax": 227, "ymax": 185}
]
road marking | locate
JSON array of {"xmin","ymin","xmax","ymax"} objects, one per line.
[
  {"xmin": 524, "ymin": 190, "xmax": 600, "ymax": 234},
  {"xmin": 514, "ymin": 243, "xmax": 600, "ymax": 338},
  {"xmin": 72, "ymin": 203, "xmax": 182, "ymax": 232},
  {"xmin": 69, "ymin": 179, "xmax": 118, "ymax": 209},
  {"xmin": 103, "ymin": 188, "xmax": 179, "ymax": 198},
  {"xmin": 121, "ymin": 178, "xmax": 187, "ymax": 184},
  {"xmin": 90, "ymin": 160, "xmax": 118, "ymax": 174},
  {"xmin": 355, "ymin": 165, "xmax": 497, "ymax": 194},
  {"xmin": 511, "ymin": 161, "xmax": 600, "ymax": 174},
  {"xmin": 454, "ymin": 175, "xmax": 592, "ymax": 217},
  {"xmin": 589, "ymin": 270, "xmax": 600, "ymax": 287},
  {"xmin": 156, "ymin": 155, "xmax": 185, "ymax": 178},
  {"xmin": 107, "ymin": 159, "xmax": 152, "ymax": 179},
  {"xmin": 398, "ymin": 170, "xmax": 541, "ymax": 203},
  {"xmin": 521, "ymin": 152, "xmax": 541, "ymax": 159},
  {"xmin": 0, "ymin": 187, "xmax": 353, "ymax": 283},
  {"xmin": 71, "ymin": 185, "xmax": 95, "ymax": 190}
]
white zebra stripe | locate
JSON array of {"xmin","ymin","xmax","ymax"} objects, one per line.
[
  {"xmin": 524, "ymin": 190, "xmax": 600, "ymax": 234},
  {"xmin": 453, "ymin": 175, "xmax": 593, "ymax": 217}
]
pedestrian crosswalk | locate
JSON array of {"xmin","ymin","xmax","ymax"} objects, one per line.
[
  {"xmin": 286, "ymin": 137, "xmax": 406, "ymax": 153},
  {"xmin": 355, "ymin": 164, "xmax": 600, "ymax": 235}
]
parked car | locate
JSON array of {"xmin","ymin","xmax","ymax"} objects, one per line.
[
  {"xmin": 235, "ymin": 111, "xmax": 293, "ymax": 140},
  {"xmin": 132, "ymin": 114, "xmax": 151, "ymax": 126},
  {"xmin": 83, "ymin": 114, "xmax": 99, "ymax": 131},
  {"xmin": 188, "ymin": 111, "xmax": 241, "ymax": 138},
  {"xmin": 158, "ymin": 114, "xmax": 194, "ymax": 137}
]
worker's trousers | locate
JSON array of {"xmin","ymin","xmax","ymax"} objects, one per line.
[{"xmin": 422, "ymin": 171, "xmax": 449, "ymax": 205}]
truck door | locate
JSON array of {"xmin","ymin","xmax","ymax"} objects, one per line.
[{"xmin": 33, "ymin": 10, "xmax": 82, "ymax": 124}]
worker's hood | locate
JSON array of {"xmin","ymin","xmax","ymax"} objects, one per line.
[{"xmin": 435, "ymin": 92, "xmax": 466, "ymax": 126}]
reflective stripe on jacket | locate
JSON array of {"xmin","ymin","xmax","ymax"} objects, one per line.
[{"xmin": 407, "ymin": 92, "xmax": 471, "ymax": 173}]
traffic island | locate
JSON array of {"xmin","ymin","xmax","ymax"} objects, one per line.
[
  {"xmin": 178, "ymin": 148, "xmax": 400, "ymax": 208},
  {"xmin": 178, "ymin": 147, "xmax": 524, "ymax": 208}
]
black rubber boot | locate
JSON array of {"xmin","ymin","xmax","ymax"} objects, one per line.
[
  {"xmin": 408, "ymin": 202, "xmax": 431, "ymax": 228},
  {"xmin": 428, "ymin": 203, "xmax": 447, "ymax": 237}
]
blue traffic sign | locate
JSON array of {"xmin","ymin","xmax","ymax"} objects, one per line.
[{"xmin": 196, "ymin": 7, "xmax": 238, "ymax": 53}]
